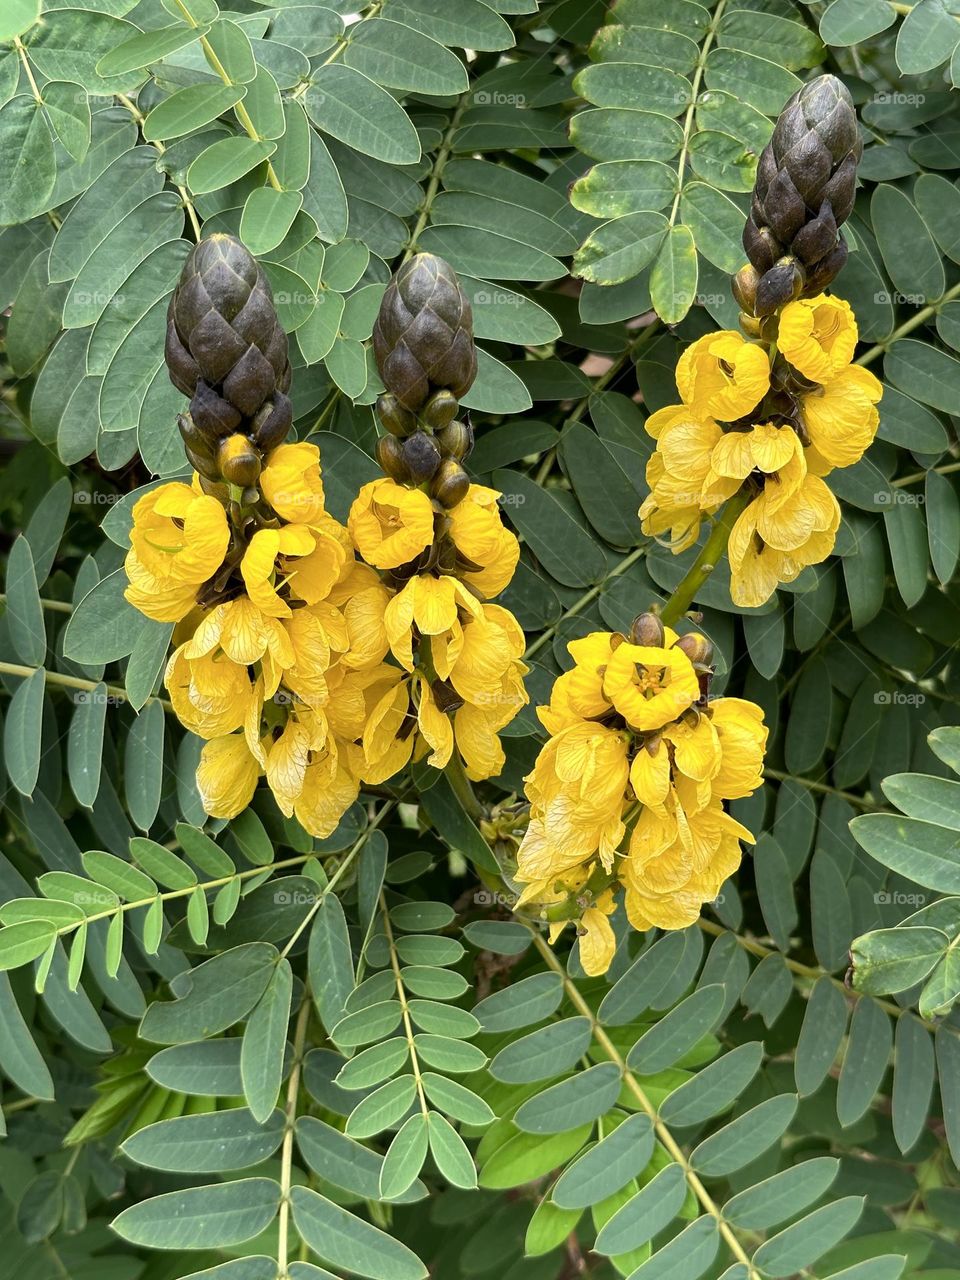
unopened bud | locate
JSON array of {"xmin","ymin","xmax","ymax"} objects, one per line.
[
  {"xmin": 422, "ymin": 389, "xmax": 459, "ymax": 431},
  {"xmin": 432, "ymin": 458, "xmax": 470, "ymax": 509},
  {"xmin": 675, "ymin": 631, "xmax": 714, "ymax": 669},
  {"xmin": 250, "ymin": 394, "xmax": 292, "ymax": 453},
  {"xmin": 376, "ymin": 434, "xmax": 409, "ymax": 483},
  {"xmin": 402, "ymin": 431, "xmax": 442, "ymax": 484},
  {"xmin": 436, "ymin": 419, "xmax": 473, "ymax": 461},
  {"xmin": 630, "ymin": 611, "xmax": 665, "ymax": 648},
  {"xmin": 731, "ymin": 264, "xmax": 760, "ymax": 316},
  {"xmin": 218, "ymin": 434, "xmax": 261, "ymax": 487},
  {"xmin": 754, "ymin": 257, "xmax": 804, "ymax": 318},
  {"xmin": 377, "ymin": 393, "xmax": 417, "ymax": 437},
  {"xmin": 431, "ymin": 678, "xmax": 464, "ymax": 714}
]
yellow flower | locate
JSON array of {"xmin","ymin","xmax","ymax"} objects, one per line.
[
  {"xmin": 577, "ymin": 890, "xmax": 618, "ymax": 976},
  {"xmin": 727, "ymin": 477, "xmax": 840, "ymax": 607},
  {"xmin": 362, "ymin": 670, "xmax": 416, "ymax": 783},
  {"xmin": 701, "ymin": 423, "xmax": 804, "ymax": 508},
  {"xmin": 285, "ymin": 516, "xmax": 351, "ymax": 606},
  {"xmin": 197, "ymin": 734, "xmax": 261, "ymax": 819},
  {"xmin": 778, "ymin": 293, "xmax": 857, "ymax": 382},
  {"xmin": 384, "ymin": 572, "xmax": 482, "ymax": 671},
  {"xmin": 295, "ymin": 752, "xmax": 361, "ymax": 839},
  {"xmin": 446, "ymin": 484, "xmax": 520, "ymax": 598},
  {"xmin": 676, "ymin": 331, "xmax": 770, "ymax": 421},
  {"xmin": 240, "ymin": 525, "xmax": 315, "ymax": 618},
  {"xmin": 165, "ymin": 644, "xmax": 254, "ymax": 738},
  {"xmin": 414, "ymin": 672, "xmax": 455, "ymax": 770},
  {"xmin": 709, "ymin": 697, "xmax": 768, "ymax": 799},
  {"xmin": 639, "ymin": 407, "xmax": 723, "ymax": 550},
  {"xmin": 349, "ymin": 478, "xmax": 435, "ymax": 570},
  {"xmin": 602, "ymin": 641, "xmax": 700, "ymax": 732},
  {"xmin": 517, "ymin": 722, "xmax": 630, "ymax": 882},
  {"xmin": 259, "ymin": 442, "xmax": 326, "ymax": 524},
  {"xmin": 125, "ymin": 482, "xmax": 230, "ymax": 622},
  {"xmin": 800, "ymin": 364, "xmax": 882, "ymax": 475},
  {"xmin": 185, "ymin": 597, "xmax": 294, "ymax": 698}
]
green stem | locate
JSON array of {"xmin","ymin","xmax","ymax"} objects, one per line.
[
  {"xmin": 660, "ymin": 491, "xmax": 750, "ymax": 627},
  {"xmin": 0, "ymin": 660, "xmax": 172, "ymax": 713},
  {"xmin": 277, "ymin": 996, "xmax": 312, "ymax": 1280},
  {"xmin": 444, "ymin": 751, "xmax": 483, "ymax": 822}
]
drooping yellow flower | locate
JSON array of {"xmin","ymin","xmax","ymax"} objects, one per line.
[
  {"xmin": 800, "ymin": 364, "xmax": 882, "ymax": 475},
  {"xmin": 701, "ymin": 423, "xmax": 805, "ymax": 508},
  {"xmin": 348, "ymin": 478, "xmax": 435, "ymax": 570},
  {"xmin": 165, "ymin": 645, "xmax": 254, "ymax": 738},
  {"xmin": 676, "ymin": 331, "xmax": 770, "ymax": 420},
  {"xmin": 446, "ymin": 484, "xmax": 521, "ymax": 598},
  {"xmin": 185, "ymin": 596, "xmax": 294, "ymax": 698},
  {"xmin": 240, "ymin": 525, "xmax": 315, "ymax": 617},
  {"xmin": 383, "ymin": 572, "xmax": 482, "ymax": 671},
  {"xmin": 124, "ymin": 482, "xmax": 230, "ymax": 622},
  {"xmin": 727, "ymin": 477, "xmax": 841, "ymax": 607},
  {"xmin": 778, "ymin": 293, "xmax": 857, "ymax": 382},
  {"xmin": 639, "ymin": 407, "xmax": 723, "ymax": 550},
  {"xmin": 197, "ymin": 734, "xmax": 261, "ymax": 819},
  {"xmin": 259, "ymin": 442, "xmax": 326, "ymax": 524}
]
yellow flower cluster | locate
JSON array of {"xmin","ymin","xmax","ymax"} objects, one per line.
[
  {"xmin": 640, "ymin": 294, "xmax": 882, "ymax": 607},
  {"xmin": 126, "ymin": 442, "xmax": 399, "ymax": 836},
  {"xmin": 515, "ymin": 618, "xmax": 767, "ymax": 976},
  {"xmin": 347, "ymin": 479, "xmax": 528, "ymax": 782},
  {"xmin": 124, "ymin": 445, "xmax": 530, "ymax": 833}
]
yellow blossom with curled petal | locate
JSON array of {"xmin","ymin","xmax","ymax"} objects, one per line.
[
  {"xmin": 285, "ymin": 516, "xmax": 350, "ymax": 606},
  {"xmin": 727, "ymin": 477, "xmax": 840, "ymax": 607},
  {"xmin": 710, "ymin": 698, "xmax": 768, "ymax": 798},
  {"xmin": 446, "ymin": 484, "xmax": 521, "ymax": 598},
  {"xmin": 701, "ymin": 423, "xmax": 805, "ymax": 508},
  {"xmin": 384, "ymin": 573, "xmax": 483, "ymax": 671},
  {"xmin": 124, "ymin": 482, "xmax": 230, "ymax": 622},
  {"xmin": 639, "ymin": 408, "xmax": 723, "ymax": 550},
  {"xmin": 165, "ymin": 645, "xmax": 254, "ymax": 739},
  {"xmin": 800, "ymin": 363, "xmax": 882, "ymax": 475},
  {"xmin": 240, "ymin": 525, "xmax": 315, "ymax": 617},
  {"xmin": 676, "ymin": 331, "xmax": 770, "ymax": 420},
  {"xmin": 362, "ymin": 669, "xmax": 416, "ymax": 784},
  {"xmin": 197, "ymin": 734, "xmax": 261, "ymax": 819},
  {"xmin": 414, "ymin": 671, "xmax": 455, "ymax": 770},
  {"xmin": 295, "ymin": 750, "xmax": 361, "ymax": 839},
  {"xmin": 348, "ymin": 478, "xmax": 435, "ymax": 570},
  {"xmin": 778, "ymin": 293, "xmax": 857, "ymax": 382},
  {"xmin": 185, "ymin": 597, "xmax": 295, "ymax": 698},
  {"xmin": 602, "ymin": 641, "xmax": 700, "ymax": 732},
  {"xmin": 259, "ymin": 442, "xmax": 326, "ymax": 524}
]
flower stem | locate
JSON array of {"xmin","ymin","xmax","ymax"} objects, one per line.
[
  {"xmin": 444, "ymin": 751, "xmax": 483, "ymax": 822},
  {"xmin": 660, "ymin": 491, "xmax": 750, "ymax": 627}
]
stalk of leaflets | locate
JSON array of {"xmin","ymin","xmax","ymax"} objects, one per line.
[
  {"xmin": 347, "ymin": 252, "xmax": 528, "ymax": 786},
  {"xmin": 638, "ymin": 74, "xmax": 883, "ymax": 608}
]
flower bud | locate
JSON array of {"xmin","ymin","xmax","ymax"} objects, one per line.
[
  {"xmin": 431, "ymin": 458, "xmax": 470, "ymax": 509},
  {"xmin": 731, "ymin": 264, "xmax": 760, "ymax": 316},
  {"xmin": 402, "ymin": 431, "xmax": 442, "ymax": 484},
  {"xmin": 249, "ymin": 395, "xmax": 292, "ymax": 454},
  {"xmin": 218, "ymin": 433, "xmax": 261, "ymax": 487},
  {"xmin": 675, "ymin": 631, "xmax": 714, "ymax": 670},
  {"xmin": 629, "ymin": 611, "xmax": 665, "ymax": 647},
  {"xmin": 436, "ymin": 419, "xmax": 474, "ymax": 461},
  {"xmin": 422, "ymin": 389, "xmax": 459, "ymax": 431},
  {"xmin": 754, "ymin": 257, "xmax": 805, "ymax": 318},
  {"xmin": 376, "ymin": 434, "xmax": 410, "ymax": 484},
  {"xmin": 373, "ymin": 253, "xmax": 477, "ymax": 413},
  {"xmin": 376, "ymin": 392, "xmax": 417, "ymax": 437},
  {"xmin": 431, "ymin": 679, "xmax": 465, "ymax": 714}
]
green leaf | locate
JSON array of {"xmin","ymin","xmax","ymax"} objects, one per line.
[
  {"xmin": 344, "ymin": 1074, "xmax": 416, "ymax": 1138},
  {"xmin": 289, "ymin": 1185, "xmax": 428, "ymax": 1280},
  {"xmin": 143, "ymin": 83, "xmax": 246, "ymax": 141},
  {"xmin": 851, "ymin": 926, "xmax": 948, "ymax": 996},
  {"xmin": 837, "ymin": 999, "xmax": 891, "ymax": 1126},
  {"xmin": 421, "ymin": 1073, "xmax": 494, "ymax": 1125},
  {"xmin": 344, "ymin": 18, "xmax": 468, "ymax": 94},
  {"xmin": 111, "ymin": 1179, "xmax": 281, "ymax": 1249},
  {"xmin": 309, "ymin": 893, "xmax": 355, "ymax": 1036},
  {"xmin": 379, "ymin": 1113, "xmax": 429, "ymax": 1199},
  {"xmin": 553, "ymin": 1112, "xmax": 654, "ymax": 1211},
  {"xmin": 649, "ymin": 223, "xmax": 698, "ymax": 323},
  {"xmin": 97, "ymin": 23, "xmax": 206, "ymax": 76},
  {"xmin": 242, "ymin": 959, "xmax": 292, "ymax": 1123},
  {"xmin": 122, "ymin": 1108, "xmax": 285, "ymax": 1173},
  {"xmin": 41, "ymin": 80, "xmax": 90, "ymax": 162},
  {"xmin": 5, "ymin": 535, "xmax": 46, "ymax": 666},
  {"xmin": 594, "ymin": 1161, "xmax": 686, "ymax": 1255},
  {"xmin": 0, "ymin": 0, "xmax": 39, "ymax": 42},
  {"xmin": 490, "ymin": 1017, "xmax": 592, "ymax": 1084},
  {"xmin": 492, "ymin": 469, "xmax": 607, "ymax": 588},
  {"xmin": 139, "ymin": 943, "xmax": 278, "ymax": 1043},
  {"xmin": 627, "ymin": 984, "xmax": 725, "ymax": 1072},
  {"xmin": 188, "ymin": 136, "xmax": 276, "ymax": 194},
  {"xmin": 724, "ymin": 1156, "xmax": 839, "ymax": 1230},
  {"xmin": 4, "ymin": 666, "xmax": 45, "ymax": 796},
  {"xmin": 851, "ymin": 812, "xmax": 960, "ymax": 893},
  {"xmin": 305, "ymin": 65, "xmax": 420, "ymax": 165},
  {"xmin": 473, "ymin": 971, "xmax": 563, "ymax": 1032},
  {"xmin": 691, "ymin": 1094, "xmax": 798, "ymax": 1175},
  {"xmin": 753, "ymin": 1197, "xmax": 865, "ymax": 1277},
  {"xmin": 427, "ymin": 1111, "xmax": 477, "ymax": 1189},
  {"xmin": 0, "ymin": 96, "xmax": 56, "ymax": 224},
  {"xmin": 573, "ymin": 211, "xmax": 667, "ymax": 284},
  {"xmin": 513, "ymin": 1062, "xmax": 623, "ymax": 1134},
  {"xmin": 0, "ymin": 920, "xmax": 58, "ymax": 971}
]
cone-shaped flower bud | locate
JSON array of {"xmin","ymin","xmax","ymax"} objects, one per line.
[
  {"xmin": 218, "ymin": 434, "xmax": 262, "ymax": 487},
  {"xmin": 373, "ymin": 253, "xmax": 477, "ymax": 413},
  {"xmin": 630, "ymin": 611, "xmax": 665, "ymax": 648},
  {"xmin": 376, "ymin": 434, "xmax": 410, "ymax": 484},
  {"xmin": 422, "ymin": 389, "xmax": 459, "ymax": 431},
  {"xmin": 741, "ymin": 75, "xmax": 861, "ymax": 316},
  {"xmin": 165, "ymin": 233, "xmax": 292, "ymax": 449},
  {"xmin": 437, "ymin": 419, "xmax": 474, "ymax": 462},
  {"xmin": 376, "ymin": 393, "xmax": 418, "ymax": 437}
]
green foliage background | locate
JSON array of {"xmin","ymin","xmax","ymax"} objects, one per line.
[{"xmin": 3, "ymin": 0, "xmax": 960, "ymax": 1278}]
